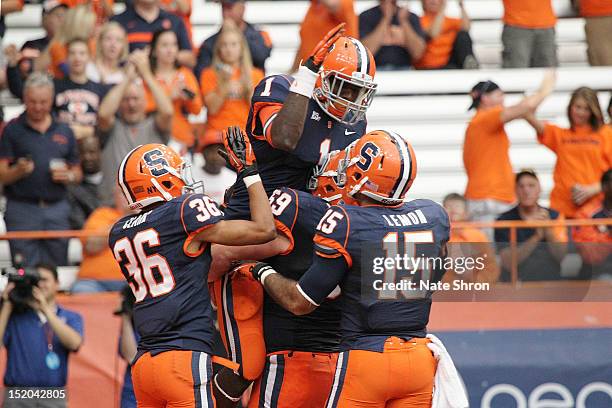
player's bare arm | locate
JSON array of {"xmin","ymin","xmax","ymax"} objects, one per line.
[
  {"xmin": 251, "ymin": 264, "xmax": 316, "ymax": 316},
  {"xmin": 209, "ymin": 236, "xmax": 291, "ymax": 282},
  {"xmin": 193, "ymin": 127, "xmax": 276, "ymax": 247},
  {"xmin": 269, "ymin": 23, "xmax": 346, "ymax": 151}
]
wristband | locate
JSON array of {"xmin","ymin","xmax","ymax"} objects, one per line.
[
  {"xmin": 243, "ymin": 174, "xmax": 262, "ymax": 188},
  {"xmin": 290, "ymin": 65, "xmax": 318, "ymax": 98},
  {"xmin": 259, "ymin": 268, "xmax": 277, "ymax": 286}
]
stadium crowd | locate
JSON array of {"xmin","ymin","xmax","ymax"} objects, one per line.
[{"xmin": 0, "ymin": 0, "xmax": 610, "ymax": 407}]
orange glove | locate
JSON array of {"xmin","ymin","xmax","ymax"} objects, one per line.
[
  {"xmin": 221, "ymin": 126, "xmax": 258, "ymax": 177},
  {"xmin": 303, "ymin": 23, "xmax": 346, "ymax": 73}
]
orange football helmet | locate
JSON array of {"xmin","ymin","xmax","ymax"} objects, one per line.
[
  {"xmin": 314, "ymin": 37, "xmax": 377, "ymax": 125},
  {"xmin": 308, "ymin": 148, "xmax": 349, "ymax": 205},
  {"xmin": 118, "ymin": 144, "xmax": 203, "ymax": 210},
  {"xmin": 344, "ymin": 130, "xmax": 417, "ymax": 205}
]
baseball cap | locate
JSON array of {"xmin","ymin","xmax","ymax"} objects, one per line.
[
  {"xmin": 43, "ymin": 0, "xmax": 68, "ymax": 14},
  {"xmin": 468, "ymin": 80, "xmax": 500, "ymax": 110},
  {"xmin": 515, "ymin": 168, "xmax": 539, "ymax": 183}
]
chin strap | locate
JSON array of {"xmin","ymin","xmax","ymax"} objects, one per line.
[{"xmin": 150, "ymin": 178, "xmax": 173, "ymax": 201}]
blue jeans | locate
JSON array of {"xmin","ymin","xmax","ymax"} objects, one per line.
[
  {"xmin": 71, "ymin": 279, "xmax": 125, "ymax": 293},
  {"xmin": 4, "ymin": 199, "xmax": 71, "ymax": 266}
]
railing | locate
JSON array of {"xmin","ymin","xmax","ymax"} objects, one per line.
[
  {"xmin": 1, "ymin": 218, "xmax": 611, "ymax": 285},
  {"xmin": 453, "ymin": 218, "xmax": 612, "ymax": 284}
]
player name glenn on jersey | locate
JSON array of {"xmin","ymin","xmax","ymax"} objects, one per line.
[{"xmin": 122, "ymin": 211, "xmax": 152, "ymax": 229}]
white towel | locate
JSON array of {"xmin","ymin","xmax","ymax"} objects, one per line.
[{"xmin": 427, "ymin": 333, "xmax": 470, "ymax": 408}]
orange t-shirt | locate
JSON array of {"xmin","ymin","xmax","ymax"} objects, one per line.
[
  {"xmin": 296, "ymin": 0, "xmax": 358, "ymax": 64},
  {"xmin": 200, "ymin": 66, "xmax": 264, "ymax": 142},
  {"xmin": 572, "ymin": 199, "xmax": 612, "ymax": 264},
  {"xmin": 444, "ymin": 227, "xmax": 500, "ymax": 283},
  {"xmin": 538, "ymin": 123, "xmax": 612, "ymax": 218},
  {"xmin": 415, "ymin": 15, "xmax": 462, "ymax": 69},
  {"xmin": 79, "ymin": 207, "xmax": 124, "ymax": 280},
  {"xmin": 580, "ymin": 0, "xmax": 612, "ymax": 17},
  {"xmin": 502, "ymin": 0, "xmax": 556, "ymax": 29},
  {"xmin": 463, "ymin": 106, "xmax": 516, "ymax": 203},
  {"xmin": 48, "ymin": 39, "xmax": 97, "ymax": 79},
  {"xmin": 145, "ymin": 66, "xmax": 203, "ymax": 147}
]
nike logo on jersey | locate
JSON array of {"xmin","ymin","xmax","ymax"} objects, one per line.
[
  {"xmin": 345, "ymin": 130, "xmax": 356, "ymax": 136},
  {"xmin": 311, "ymin": 111, "xmax": 321, "ymax": 121}
]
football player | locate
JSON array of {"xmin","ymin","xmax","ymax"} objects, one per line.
[
  {"xmin": 224, "ymin": 22, "xmax": 377, "ymax": 219},
  {"xmin": 108, "ymin": 127, "xmax": 275, "ymax": 408},
  {"xmin": 210, "ymin": 24, "xmax": 377, "ymax": 405},
  {"xmin": 209, "ymin": 146, "xmax": 350, "ymax": 407},
  {"xmin": 250, "ymin": 130, "xmax": 451, "ymax": 407}
]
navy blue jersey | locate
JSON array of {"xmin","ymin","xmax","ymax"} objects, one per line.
[
  {"xmin": 298, "ymin": 200, "xmax": 450, "ymax": 352},
  {"xmin": 108, "ymin": 193, "xmax": 223, "ymax": 359},
  {"xmin": 224, "ymin": 75, "xmax": 367, "ymax": 220},
  {"xmin": 264, "ymin": 188, "xmax": 341, "ymax": 353}
]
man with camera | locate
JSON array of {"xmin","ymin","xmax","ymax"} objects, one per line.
[{"xmin": 0, "ymin": 264, "xmax": 84, "ymax": 408}]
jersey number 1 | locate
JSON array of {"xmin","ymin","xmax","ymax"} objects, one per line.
[{"xmin": 113, "ymin": 229, "xmax": 175, "ymax": 302}]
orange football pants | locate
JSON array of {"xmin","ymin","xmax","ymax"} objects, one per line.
[
  {"xmin": 210, "ymin": 263, "xmax": 266, "ymax": 381},
  {"xmin": 325, "ymin": 337, "xmax": 436, "ymax": 408},
  {"xmin": 247, "ymin": 351, "xmax": 339, "ymax": 408},
  {"xmin": 131, "ymin": 350, "xmax": 215, "ymax": 408}
]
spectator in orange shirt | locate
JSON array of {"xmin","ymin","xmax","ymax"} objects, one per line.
[
  {"xmin": 501, "ymin": 0, "xmax": 557, "ymax": 68},
  {"xmin": 495, "ymin": 170, "xmax": 568, "ymax": 281},
  {"xmin": 200, "ymin": 26, "xmax": 264, "ymax": 148},
  {"xmin": 290, "ymin": 0, "xmax": 358, "ymax": 73},
  {"xmin": 415, "ymin": 0, "xmax": 478, "ymax": 70},
  {"xmin": 463, "ymin": 71, "xmax": 556, "ymax": 231},
  {"xmin": 72, "ymin": 187, "xmax": 133, "ymax": 293},
  {"xmin": 146, "ymin": 28, "xmax": 202, "ymax": 151},
  {"xmin": 88, "ymin": 22, "xmax": 128, "ymax": 85},
  {"xmin": 572, "ymin": 169, "xmax": 612, "ymax": 280},
  {"xmin": 526, "ymin": 86, "xmax": 612, "ymax": 218},
  {"xmin": 576, "ymin": 0, "xmax": 612, "ymax": 66},
  {"xmin": 35, "ymin": 5, "xmax": 98, "ymax": 78},
  {"xmin": 442, "ymin": 193, "xmax": 499, "ymax": 284}
]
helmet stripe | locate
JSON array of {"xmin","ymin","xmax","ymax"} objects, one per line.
[
  {"xmin": 387, "ymin": 131, "xmax": 412, "ymax": 199},
  {"xmin": 118, "ymin": 145, "xmax": 142, "ymax": 204},
  {"xmin": 350, "ymin": 38, "xmax": 368, "ymax": 75}
]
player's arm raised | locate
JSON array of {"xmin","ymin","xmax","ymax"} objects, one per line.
[
  {"xmin": 269, "ymin": 23, "xmax": 345, "ymax": 151},
  {"xmin": 195, "ymin": 127, "xmax": 276, "ymax": 246}
]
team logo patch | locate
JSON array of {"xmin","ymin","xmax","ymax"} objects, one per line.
[
  {"xmin": 162, "ymin": 19, "xmax": 171, "ymax": 29},
  {"xmin": 311, "ymin": 111, "xmax": 321, "ymax": 121},
  {"xmin": 143, "ymin": 149, "xmax": 170, "ymax": 177},
  {"xmin": 52, "ymin": 134, "xmax": 68, "ymax": 145}
]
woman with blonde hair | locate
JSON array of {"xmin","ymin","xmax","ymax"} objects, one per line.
[
  {"xmin": 146, "ymin": 28, "xmax": 202, "ymax": 150},
  {"xmin": 199, "ymin": 25, "xmax": 264, "ymax": 148},
  {"xmin": 35, "ymin": 5, "xmax": 98, "ymax": 78},
  {"xmin": 87, "ymin": 21, "xmax": 128, "ymax": 85},
  {"xmin": 527, "ymin": 86, "xmax": 612, "ymax": 217}
]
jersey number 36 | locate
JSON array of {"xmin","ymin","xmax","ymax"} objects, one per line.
[{"xmin": 112, "ymin": 229, "xmax": 174, "ymax": 302}]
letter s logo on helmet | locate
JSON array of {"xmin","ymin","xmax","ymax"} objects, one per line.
[
  {"xmin": 344, "ymin": 130, "xmax": 417, "ymax": 205},
  {"xmin": 117, "ymin": 144, "xmax": 203, "ymax": 210}
]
